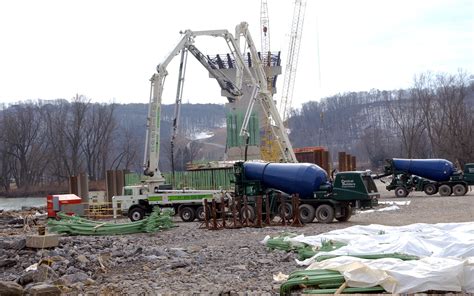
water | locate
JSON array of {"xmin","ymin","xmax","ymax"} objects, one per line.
[{"xmin": 0, "ymin": 197, "xmax": 47, "ymax": 211}]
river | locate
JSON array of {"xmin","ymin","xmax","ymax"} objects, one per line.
[{"xmin": 0, "ymin": 197, "xmax": 47, "ymax": 211}]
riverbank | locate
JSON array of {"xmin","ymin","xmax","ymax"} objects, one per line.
[{"xmin": 0, "ymin": 189, "xmax": 473, "ymax": 294}]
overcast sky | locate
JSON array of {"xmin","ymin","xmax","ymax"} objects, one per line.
[{"xmin": 0, "ymin": 0, "xmax": 472, "ymax": 109}]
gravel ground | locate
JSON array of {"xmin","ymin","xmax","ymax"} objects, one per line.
[{"xmin": 0, "ymin": 183, "xmax": 473, "ymax": 295}]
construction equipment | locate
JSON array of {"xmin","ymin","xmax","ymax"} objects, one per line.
[
  {"xmin": 376, "ymin": 158, "xmax": 474, "ymax": 197},
  {"xmin": 259, "ymin": 0, "xmax": 281, "ymax": 162},
  {"xmin": 113, "ymin": 22, "xmax": 297, "ymax": 222},
  {"xmin": 279, "ymin": 0, "xmax": 307, "ymax": 122},
  {"xmin": 233, "ymin": 161, "xmax": 379, "ymax": 223}
]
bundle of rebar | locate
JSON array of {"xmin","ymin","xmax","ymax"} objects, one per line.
[{"xmin": 47, "ymin": 209, "xmax": 174, "ymax": 235}]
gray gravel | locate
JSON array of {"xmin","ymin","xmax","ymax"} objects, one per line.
[{"xmin": 0, "ymin": 184, "xmax": 473, "ymax": 295}]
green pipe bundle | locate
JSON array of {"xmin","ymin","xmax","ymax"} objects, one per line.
[
  {"xmin": 48, "ymin": 209, "xmax": 174, "ymax": 235},
  {"xmin": 266, "ymin": 234, "xmax": 418, "ymax": 261},
  {"xmin": 280, "ymin": 269, "xmax": 385, "ymax": 295}
]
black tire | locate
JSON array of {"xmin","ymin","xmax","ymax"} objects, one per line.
[
  {"xmin": 195, "ymin": 206, "xmax": 209, "ymax": 221},
  {"xmin": 298, "ymin": 204, "xmax": 315, "ymax": 224},
  {"xmin": 240, "ymin": 205, "xmax": 256, "ymax": 222},
  {"xmin": 423, "ymin": 184, "xmax": 437, "ymax": 195},
  {"xmin": 452, "ymin": 184, "xmax": 467, "ymax": 196},
  {"xmin": 278, "ymin": 202, "xmax": 293, "ymax": 220},
  {"xmin": 395, "ymin": 186, "xmax": 409, "ymax": 198},
  {"xmin": 438, "ymin": 184, "xmax": 452, "ymax": 196},
  {"xmin": 315, "ymin": 204, "xmax": 335, "ymax": 223},
  {"xmin": 336, "ymin": 204, "xmax": 352, "ymax": 222},
  {"xmin": 179, "ymin": 206, "xmax": 196, "ymax": 222},
  {"xmin": 128, "ymin": 206, "xmax": 146, "ymax": 222}
]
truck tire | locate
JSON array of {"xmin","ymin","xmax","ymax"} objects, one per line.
[
  {"xmin": 336, "ymin": 204, "xmax": 352, "ymax": 222},
  {"xmin": 278, "ymin": 202, "xmax": 293, "ymax": 220},
  {"xmin": 298, "ymin": 204, "xmax": 315, "ymax": 224},
  {"xmin": 452, "ymin": 184, "xmax": 467, "ymax": 196},
  {"xmin": 315, "ymin": 204, "xmax": 335, "ymax": 223},
  {"xmin": 128, "ymin": 206, "xmax": 146, "ymax": 222},
  {"xmin": 395, "ymin": 186, "xmax": 408, "ymax": 198},
  {"xmin": 240, "ymin": 205, "xmax": 256, "ymax": 222},
  {"xmin": 438, "ymin": 184, "xmax": 452, "ymax": 196},
  {"xmin": 423, "ymin": 184, "xmax": 437, "ymax": 195},
  {"xmin": 196, "ymin": 206, "xmax": 209, "ymax": 221},
  {"xmin": 179, "ymin": 207, "xmax": 196, "ymax": 222}
]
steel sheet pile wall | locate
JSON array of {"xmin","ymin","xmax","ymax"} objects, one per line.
[
  {"xmin": 124, "ymin": 169, "xmax": 234, "ymax": 190},
  {"xmin": 338, "ymin": 151, "xmax": 356, "ymax": 171},
  {"xmin": 164, "ymin": 168, "xmax": 234, "ymax": 190},
  {"xmin": 294, "ymin": 146, "xmax": 330, "ymax": 173}
]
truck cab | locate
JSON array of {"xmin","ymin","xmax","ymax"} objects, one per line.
[
  {"xmin": 327, "ymin": 171, "xmax": 379, "ymax": 208},
  {"xmin": 462, "ymin": 163, "xmax": 474, "ymax": 184}
]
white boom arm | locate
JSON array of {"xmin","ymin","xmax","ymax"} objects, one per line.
[
  {"xmin": 235, "ymin": 22, "xmax": 297, "ymax": 162},
  {"xmin": 143, "ymin": 23, "xmax": 297, "ymax": 187}
]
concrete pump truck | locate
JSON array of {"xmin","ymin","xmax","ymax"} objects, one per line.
[{"xmin": 112, "ymin": 22, "xmax": 297, "ymax": 222}]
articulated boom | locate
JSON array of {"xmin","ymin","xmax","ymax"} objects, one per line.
[{"xmin": 143, "ymin": 22, "xmax": 297, "ymax": 191}]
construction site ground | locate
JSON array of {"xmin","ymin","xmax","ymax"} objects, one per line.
[{"xmin": 1, "ymin": 182, "xmax": 473, "ymax": 295}]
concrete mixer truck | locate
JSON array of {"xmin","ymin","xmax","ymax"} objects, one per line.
[
  {"xmin": 232, "ymin": 161, "xmax": 379, "ymax": 223},
  {"xmin": 377, "ymin": 158, "xmax": 474, "ymax": 197}
]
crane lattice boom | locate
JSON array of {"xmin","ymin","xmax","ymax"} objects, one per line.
[{"xmin": 279, "ymin": 0, "xmax": 306, "ymax": 122}]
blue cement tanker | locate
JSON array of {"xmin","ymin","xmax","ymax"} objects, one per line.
[
  {"xmin": 381, "ymin": 158, "xmax": 474, "ymax": 197},
  {"xmin": 243, "ymin": 162, "xmax": 328, "ymax": 198},
  {"xmin": 234, "ymin": 161, "xmax": 379, "ymax": 224},
  {"xmin": 391, "ymin": 158, "xmax": 456, "ymax": 182}
]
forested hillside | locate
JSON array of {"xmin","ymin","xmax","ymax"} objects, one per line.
[
  {"xmin": 0, "ymin": 71, "xmax": 472, "ymax": 193},
  {"xmin": 289, "ymin": 72, "xmax": 474, "ymax": 167}
]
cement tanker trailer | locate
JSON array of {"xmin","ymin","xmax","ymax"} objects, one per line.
[
  {"xmin": 233, "ymin": 161, "xmax": 379, "ymax": 223},
  {"xmin": 378, "ymin": 158, "xmax": 474, "ymax": 197}
]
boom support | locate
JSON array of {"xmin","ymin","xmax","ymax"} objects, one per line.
[{"xmin": 143, "ymin": 22, "xmax": 297, "ymax": 191}]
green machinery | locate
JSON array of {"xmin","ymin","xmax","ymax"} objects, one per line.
[
  {"xmin": 376, "ymin": 158, "xmax": 474, "ymax": 197},
  {"xmin": 233, "ymin": 162, "xmax": 379, "ymax": 223}
]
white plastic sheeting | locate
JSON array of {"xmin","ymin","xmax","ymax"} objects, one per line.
[
  {"xmin": 287, "ymin": 222, "xmax": 474, "ymax": 293},
  {"xmin": 305, "ymin": 256, "xmax": 474, "ymax": 293}
]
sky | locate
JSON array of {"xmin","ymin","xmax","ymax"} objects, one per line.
[{"xmin": 0, "ymin": 0, "xmax": 472, "ymax": 109}]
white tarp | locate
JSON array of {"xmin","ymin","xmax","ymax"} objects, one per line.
[
  {"xmin": 305, "ymin": 256, "xmax": 474, "ymax": 293},
  {"xmin": 291, "ymin": 222, "xmax": 474, "ymax": 264},
  {"xmin": 283, "ymin": 222, "xmax": 474, "ymax": 293}
]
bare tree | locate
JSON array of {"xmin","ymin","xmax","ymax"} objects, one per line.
[
  {"xmin": 0, "ymin": 104, "xmax": 49, "ymax": 189},
  {"xmin": 81, "ymin": 103, "xmax": 116, "ymax": 180},
  {"xmin": 64, "ymin": 95, "xmax": 89, "ymax": 176},
  {"xmin": 385, "ymin": 89, "xmax": 426, "ymax": 158}
]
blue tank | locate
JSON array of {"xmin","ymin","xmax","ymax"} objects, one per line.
[
  {"xmin": 392, "ymin": 158, "xmax": 456, "ymax": 182},
  {"xmin": 243, "ymin": 162, "xmax": 328, "ymax": 198}
]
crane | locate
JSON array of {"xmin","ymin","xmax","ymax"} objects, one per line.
[
  {"xmin": 260, "ymin": 0, "xmax": 271, "ymax": 64},
  {"xmin": 259, "ymin": 0, "xmax": 282, "ymax": 162},
  {"xmin": 279, "ymin": 0, "xmax": 307, "ymax": 123}
]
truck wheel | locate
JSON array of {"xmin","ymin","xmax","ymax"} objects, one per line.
[
  {"xmin": 196, "ymin": 206, "xmax": 210, "ymax": 221},
  {"xmin": 423, "ymin": 184, "xmax": 437, "ymax": 195},
  {"xmin": 395, "ymin": 186, "xmax": 408, "ymax": 198},
  {"xmin": 128, "ymin": 206, "xmax": 146, "ymax": 222},
  {"xmin": 336, "ymin": 205, "xmax": 352, "ymax": 222},
  {"xmin": 298, "ymin": 204, "xmax": 315, "ymax": 224},
  {"xmin": 452, "ymin": 184, "xmax": 467, "ymax": 196},
  {"xmin": 438, "ymin": 185, "xmax": 452, "ymax": 196},
  {"xmin": 240, "ymin": 205, "xmax": 256, "ymax": 222},
  {"xmin": 278, "ymin": 203, "xmax": 293, "ymax": 220},
  {"xmin": 315, "ymin": 204, "xmax": 335, "ymax": 223},
  {"xmin": 179, "ymin": 207, "xmax": 196, "ymax": 222}
]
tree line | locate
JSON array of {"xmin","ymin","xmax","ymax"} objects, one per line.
[
  {"xmin": 0, "ymin": 99, "xmax": 226, "ymax": 193},
  {"xmin": 1, "ymin": 71, "xmax": 472, "ymax": 193},
  {"xmin": 289, "ymin": 71, "xmax": 474, "ymax": 168}
]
